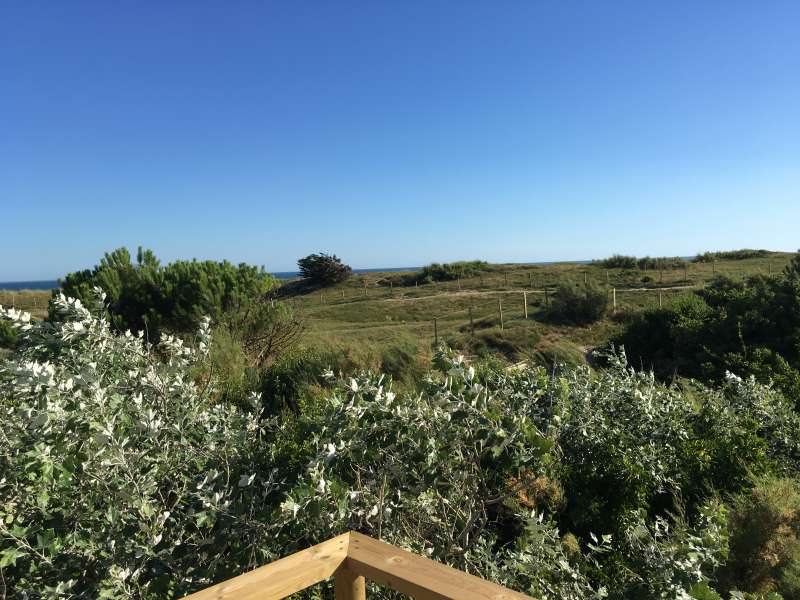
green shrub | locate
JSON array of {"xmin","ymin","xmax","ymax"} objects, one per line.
[
  {"xmin": 0, "ymin": 318, "xmax": 19, "ymax": 349},
  {"xmin": 720, "ymin": 476, "xmax": 800, "ymax": 598},
  {"xmin": 615, "ymin": 294, "xmax": 713, "ymax": 378},
  {"xmin": 615, "ymin": 258, "xmax": 800, "ymax": 400},
  {"xmin": 1, "ymin": 295, "xmax": 279, "ymax": 597},
  {"xmin": 548, "ymin": 282, "xmax": 608, "ymax": 324},
  {"xmin": 612, "ymin": 501, "xmax": 729, "ymax": 598},
  {"xmin": 58, "ymin": 247, "xmax": 278, "ymax": 340},
  {"xmin": 258, "ymin": 347, "xmax": 344, "ymax": 415},
  {"xmin": 596, "ymin": 254, "xmax": 688, "ymax": 270},
  {"xmin": 395, "ymin": 260, "xmax": 489, "ymax": 286},
  {"xmin": 3, "ymin": 297, "xmax": 800, "ymax": 598},
  {"xmin": 693, "ymin": 249, "xmax": 771, "ymax": 263}
]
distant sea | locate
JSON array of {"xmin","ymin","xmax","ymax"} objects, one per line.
[
  {"xmin": 1, "ymin": 261, "xmax": 607, "ymax": 291},
  {"xmin": 0, "ymin": 280, "xmax": 60, "ymax": 291},
  {"xmin": 0, "ymin": 267, "xmax": 422, "ymax": 291}
]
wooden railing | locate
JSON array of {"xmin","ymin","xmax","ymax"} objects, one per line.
[{"xmin": 183, "ymin": 531, "xmax": 535, "ymax": 600}]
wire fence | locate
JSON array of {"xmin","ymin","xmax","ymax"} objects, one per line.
[
  {"xmin": 296, "ymin": 282, "xmax": 696, "ymax": 347},
  {"xmin": 2, "ymin": 259, "xmax": 785, "ymax": 343}
]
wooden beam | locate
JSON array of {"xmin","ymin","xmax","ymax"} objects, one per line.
[
  {"xmin": 183, "ymin": 533, "xmax": 349, "ymax": 600},
  {"xmin": 345, "ymin": 532, "xmax": 534, "ymax": 600},
  {"xmin": 334, "ymin": 565, "xmax": 366, "ymax": 600}
]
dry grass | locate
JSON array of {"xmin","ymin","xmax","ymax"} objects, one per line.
[{"xmin": 0, "ymin": 289, "xmax": 50, "ymax": 320}]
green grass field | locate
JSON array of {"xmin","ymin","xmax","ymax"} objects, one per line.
[
  {"xmin": 2, "ymin": 251, "xmax": 795, "ymax": 372},
  {"xmin": 285, "ymin": 252, "xmax": 797, "ymax": 372}
]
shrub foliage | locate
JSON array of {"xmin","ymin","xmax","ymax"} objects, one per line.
[
  {"xmin": 693, "ymin": 249, "xmax": 772, "ymax": 263},
  {"xmin": 393, "ymin": 260, "xmax": 490, "ymax": 286},
  {"xmin": 58, "ymin": 247, "xmax": 278, "ymax": 340},
  {"xmin": 595, "ymin": 254, "xmax": 688, "ymax": 270},
  {"xmin": 548, "ymin": 282, "xmax": 608, "ymax": 324},
  {"xmin": 616, "ymin": 252, "xmax": 800, "ymax": 399},
  {"xmin": 3, "ymin": 295, "xmax": 800, "ymax": 598}
]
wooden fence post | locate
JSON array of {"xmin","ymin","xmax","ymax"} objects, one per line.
[
  {"xmin": 529, "ymin": 272, "xmax": 533, "ymax": 288},
  {"xmin": 364, "ymin": 280, "xmax": 367, "ymax": 297},
  {"xmin": 659, "ymin": 291, "xmax": 663, "ymax": 308},
  {"xmin": 335, "ymin": 567, "xmax": 366, "ymax": 600},
  {"xmin": 523, "ymin": 291, "xmax": 528, "ymax": 319},
  {"xmin": 544, "ymin": 286, "xmax": 549, "ymax": 305},
  {"xmin": 469, "ymin": 306, "xmax": 474, "ymax": 335},
  {"xmin": 499, "ymin": 300, "xmax": 504, "ymax": 330},
  {"xmin": 584, "ymin": 272, "xmax": 587, "ymax": 285},
  {"xmin": 434, "ymin": 318, "xmax": 438, "ymax": 346},
  {"xmin": 612, "ymin": 287, "xmax": 617, "ymax": 311}
]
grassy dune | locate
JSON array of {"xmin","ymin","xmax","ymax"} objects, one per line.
[
  {"xmin": 287, "ymin": 252, "xmax": 796, "ymax": 372},
  {"xmin": 3, "ymin": 251, "xmax": 794, "ymax": 373}
]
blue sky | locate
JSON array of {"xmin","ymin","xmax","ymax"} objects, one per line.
[{"xmin": 2, "ymin": 1, "xmax": 799, "ymax": 280}]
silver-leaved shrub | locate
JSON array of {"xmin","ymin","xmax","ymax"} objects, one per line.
[
  {"xmin": 0, "ymin": 292, "xmax": 285, "ymax": 598},
  {"xmin": 2, "ymin": 293, "xmax": 797, "ymax": 599}
]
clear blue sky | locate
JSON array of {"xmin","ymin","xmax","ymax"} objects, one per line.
[{"xmin": 2, "ymin": 1, "xmax": 799, "ymax": 280}]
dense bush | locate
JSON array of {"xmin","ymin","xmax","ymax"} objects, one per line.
[
  {"xmin": 720, "ymin": 476, "xmax": 800, "ymax": 597},
  {"xmin": 258, "ymin": 347, "xmax": 336, "ymax": 414},
  {"xmin": 297, "ymin": 253, "xmax": 352, "ymax": 286},
  {"xmin": 595, "ymin": 254, "xmax": 688, "ymax": 270},
  {"xmin": 0, "ymin": 294, "xmax": 282, "ymax": 597},
  {"xmin": 693, "ymin": 249, "xmax": 772, "ymax": 263},
  {"xmin": 548, "ymin": 282, "xmax": 608, "ymax": 324},
  {"xmin": 394, "ymin": 260, "xmax": 490, "ymax": 286},
  {"xmin": 58, "ymin": 247, "xmax": 278, "ymax": 340},
  {"xmin": 615, "ymin": 253, "xmax": 800, "ymax": 399},
  {"xmin": 0, "ymin": 316, "xmax": 20, "ymax": 349},
  {"xmin": 2, "ymin": 296, "xmax": 800, "ymax": 598}
]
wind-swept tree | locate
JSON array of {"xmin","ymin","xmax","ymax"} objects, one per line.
[{"xmin": 297, "ymin": 252, "xmax": 352, "ymax": 286}]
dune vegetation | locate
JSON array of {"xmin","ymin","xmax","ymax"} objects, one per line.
[{"xmin": 1, "ymin": 248, "xmax": 799, "ymax": 598}]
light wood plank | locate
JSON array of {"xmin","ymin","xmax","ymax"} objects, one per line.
[
  {"xmin": 345, "ymin": 532, "xmax": 535, "ymax": 600},
  {"xmin": 183, "ymin": 533, "xmax": 349, "ymax": 600}
]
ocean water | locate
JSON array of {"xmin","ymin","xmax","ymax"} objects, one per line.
[
  {"xmin": 0, "ymin": 280, "xmax": 59, "ymax": 291},
  {"xmin": 1, "ymin": 260, "xmax": 610, "ymax": 290},
  {"xmin": 0, "ymin": 266, "xmax": 423, "ymax": 290}
]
